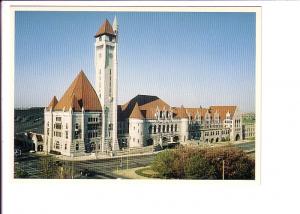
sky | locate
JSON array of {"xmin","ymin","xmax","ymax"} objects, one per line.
[{"xmin": 15, "ymin": 11, "xmax": 256, "ymax": 112}]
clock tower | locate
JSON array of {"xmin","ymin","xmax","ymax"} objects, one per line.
[{"xmin": 94, "ymin": 17, "xmax": 119, "ymax": 152}]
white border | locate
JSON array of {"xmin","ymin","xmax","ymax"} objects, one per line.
[{"xmin": 3, "ymin": 1, "xmax": 300, "ymax": 214}]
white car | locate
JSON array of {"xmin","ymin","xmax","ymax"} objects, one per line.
[{"xmin": 29, "ymin": 150, "xmax": 36, "ymax": 153}]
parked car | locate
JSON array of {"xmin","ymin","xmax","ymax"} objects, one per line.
[
  {"xmin": 80, "ymin": 169, "xmax": 96, "ymax": 177},
  {"xmin": 29, "ymin": 150, "xmax": 36, "ymax": 153}
]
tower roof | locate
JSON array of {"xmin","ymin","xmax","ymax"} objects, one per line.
[
  {"xmin": 54, "ymin": 70, "xmax": 102, "ymax": 112},
  {"xmin": 47, "ymin": 96, "xmax": 58, "ymax": 110},
  {"xmin": 129, "ymin": 102, "xmax": 144, "ymax": 119},
  {"xmin": 95, "ymin": 19, "xmax": 115, "ymax": 38}
]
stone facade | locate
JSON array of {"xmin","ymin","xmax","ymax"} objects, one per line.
[{"xmin": 43, "ymin": 18, "xmax": 244, "ymax": 157}]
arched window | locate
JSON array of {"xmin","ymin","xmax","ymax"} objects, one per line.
[
  {"xmin": 154, "ymin": 125, "xmax": 157, "ymax": 133},
  {"xmin": 171, "ymin": 125, "xmax": 173, "ymax": 132},
  {"xmin": 158, "ymin": 125, "xmax": 161, "ymax": 133},
  {"xmin": 162, "ymin": 125, "xmax": 165, "ymax": 133},
  {"xmin": 167, "ymin": 125, "xmax": 169, "ymax": 132},
  {"xmin": 149, "ymin": 125, "xmax": 152, "ymax": 134}
]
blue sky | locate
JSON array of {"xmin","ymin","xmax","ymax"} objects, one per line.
[{"xmin": 15, "ymin": 11, "xmax": 256, "ymax": 112}]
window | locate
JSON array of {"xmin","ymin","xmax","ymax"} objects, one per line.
[
  {"xmin": 75, "ymin": 123, "xmax": 79, "ymax": 130},
  {"xmin": 154, "ymin": 125, "xmax": 157, "ymax": 133},
  {"xmin": 47, "ymin": 122, "xmax": 49, "ymax": 127},
  {"xmin": 158, "ymin": 125, "xmax": 161, "ymax": 133},
  {"xmin": 74, "ymin": 131, "xmax": 79, "ymax": 139},
  {"xmin": 47, "ymin": 128, "xmax": 49, "ymax": 135},
  {"xmin": 167, "ymin": 125, "xmax": 169, "ymax": 132},
  {"xmin": 149, "ymin": 125, "xmax": 152, "ymax": 134},
  {"xmin": 175, "ymin": 124, "xmax": 178, "ymax": 132},
  {"xmin": 65, "ymin": 144, "xmax": 67, "ymax": 150},
  {"xmin": 162, "ymin": 125, "xmax": 165, "ymax": 133},
  {"xmin": 160, "ymin": 111, "xmax": 163, "ymax": 118},
  {"xmin": 56, "ymin": 117, "xmax": 61, "ymax": 122},
  {"xmin": 55, "ymin": 123, "xmax": 62, "ymax": 129},
  {"xmin": 76, "ymin": 143, "xmax": 79, "ymax": 151},
  {"xmin": 171, "ymin": 125, "xmax": 173, "ymax": 132},
  {"xmin": 65, "ymin": 131, "xmax": 68, "ymax": 139},
  {"xmin": 55, "ymin": 141, "xmax": 60, "ymax": 149}
]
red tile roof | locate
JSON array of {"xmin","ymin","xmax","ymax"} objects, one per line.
[
  {"xmin": 95, "ymin": 19, "xmax": 115, "ymax": 37},
  {"xmin": 54, "ymin": 70, "xmax": 102, "ymax": 112},
  {"xmin": 209, "ymin": 106, "xmax": 237, "ymax": 121},
  {"xmin": 173, "ymin": 106, "xmax": 189, "ymax": 119},
  {"xmin": 129, "ymin": 103, "xmax": 144, "ymax": 119},
  {"xmin": 119, "ymin": 95, "xmax": 170, "ymax": 120},
  {"xmin": 117, "ymin": 95, "xmax": 237, "ymax": 121}
]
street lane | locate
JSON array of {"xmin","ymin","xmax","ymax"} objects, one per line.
[{"xmin": 14, "ymin": 141, "xmax": 255, "ymax": 179}]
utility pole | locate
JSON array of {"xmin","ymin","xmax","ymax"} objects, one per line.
[
  {"xmin": 222, "ymin": 160, "xmax": 225, "ymax": 180},
  {"xmin": 127, "ymin": 148, "xmax": 129, "ymax": 170}
]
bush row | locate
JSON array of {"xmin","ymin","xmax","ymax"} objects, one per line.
[{"xmin": 151, "ymin": 145, "xmax": 255, "ymax": 180}]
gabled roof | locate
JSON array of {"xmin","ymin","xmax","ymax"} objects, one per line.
[
  {"xmin": 173, "ymin": 106, "xmax": 189, "ymax": 119},
  {"xmin": 94, "ymin": 19, "xmax": 115, "ymax": 38},
  {"xmin": 119, "ymin": 95, "xmax": 171, "ymax": 120},
  {"xmin": 54, "ymin": 70, "xmax": 102, "ymax": 112},
  {"xmin": 209, "ymin": 106, "xmax": 237, "ymax": 121},
  {"xmin": 129, "ymin": 103, "xmax": 144, "ymax": 119},
  {"xmin": 47, "ymin": 96, "xmax": 58, "ymax": 110}
]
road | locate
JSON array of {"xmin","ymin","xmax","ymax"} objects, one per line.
[
  {"xmin": 14, "ymin": 141, "xmax": 255, "ymax": 179},
  {"xmin": 15, "ymin": 153, "xmax": 156, "ymax": 179}
]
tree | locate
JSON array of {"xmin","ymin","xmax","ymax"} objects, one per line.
[
  {"xmin": 151, "ymin": 145, "xmax": 255, "ymax": 180},
  {"xmin": 152, "ymin": 149, "xmax": 176, "ymax": 178},
  {"xmin": 184, "ymin": 154, "xmax": 216, "ymax": 179}
]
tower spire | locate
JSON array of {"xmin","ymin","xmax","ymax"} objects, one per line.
[{"xmin": 113, "ymin": 16, "xmax": 118, "ymax": 34}]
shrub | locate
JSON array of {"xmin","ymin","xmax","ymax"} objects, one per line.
[
  {"xmin": 184, "ymin": 154, "xmax": 216, "ymax": 179},
  {"xmin": 15, "ymin": 169, "xmax": 29, "ymax": 178},
  {"xmin": 151, "ymin": 145, "xmax": 255, "ymax": 180},
  {"xmin": 203, "ymin": 146, "xmax": 255, "ymax": 179},
  {"xmin": 152, "ymin": 149, "xmax": 176, "ymax": 178}
]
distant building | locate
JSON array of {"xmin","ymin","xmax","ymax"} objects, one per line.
[
  {"xmin": 44, "ymin": 18, "xmax": 243, "ymax": 157},
  {"xmin": 15, "ymin": 132, "xmax": 44, "ymax": 151},
  {"xmin": 241, "ymin": 113, "xmax": 255, "ymax": 140},
  {"xmin": 242, "ymin": 123, "xmax": 255, "ymax": 140}
]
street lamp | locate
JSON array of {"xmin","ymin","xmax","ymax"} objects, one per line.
[{"xmin": 217, "ymin": 157, "xmax": 225, "ymax": 180}]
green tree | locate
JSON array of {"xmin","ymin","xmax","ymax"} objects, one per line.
[
  {"xmin": 151, "ymin": 145, "xmax": 255, "ymax": 180},
  {"xmin": 152, "ymin": 149, "xmax": 176, "ymax": 178},
  {"xmin": 184, "ymin": 154, "xmax": 216, "ymax": 179}
]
